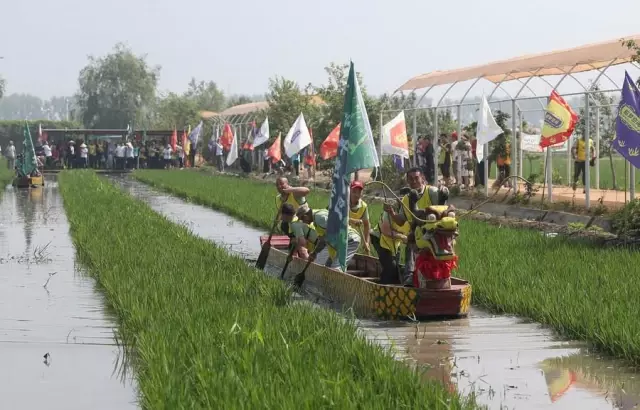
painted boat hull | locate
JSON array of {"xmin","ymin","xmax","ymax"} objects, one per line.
[
  {"xmin": 260, "ymin": 235, "xmax": 471, "ymax": 320},
  {"xmin": 12, "ymin": 175, "xmax": 45, "ymax": 188}
]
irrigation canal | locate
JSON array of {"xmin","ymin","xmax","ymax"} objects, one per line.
[
  {"xmin": 0, "ymin": 176, "xmax": 138, "ymax": 410},
  {"xmin": 111, "ymin": 174, "xmax": 640, "ymax": 410},
  {"xmin": 2, "ymin": 174, "xmax": 637, "ymax": 409}
]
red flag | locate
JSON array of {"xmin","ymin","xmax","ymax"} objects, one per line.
[
  {"xmin": 320, "ymin": 123, "xmax": 341, "ymax": 160},
  {"xmin": 171, "ymin": 128, "xmax": 178, "ymax": 151},
  {"xmin": 181, "ymin": 129, "xmax": 188, "ymax": 147},
  {"xmin": 268, "ymin": 133, "xmax": 281, "ymax": 163},
  {"xmin": 221, "ymin": 123, "xmax": 234, "ymax": 151}
]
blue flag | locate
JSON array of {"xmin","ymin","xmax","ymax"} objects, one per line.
[
  {"xmin": 614, "ymin": 71, "xmax": 640, "ymax": 169},
  {"xmin": 189, "ymin": 121, "xmax": 203, "ymax": 146},
  {"xmin": 325, "ymin": 62, "xmax": 379, "ymax": 271}
]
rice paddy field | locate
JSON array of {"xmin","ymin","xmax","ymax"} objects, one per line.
[
  {"xmin": 58, "ymin": 170, "xmax": 479, "ymax": 410},
  {"xmin": 500, "ymin": 153, "xmax": 640, "ymax": 191},
  {"xmin": 133, "ymin": 169, "xmax": 640, "ymax": 364}
]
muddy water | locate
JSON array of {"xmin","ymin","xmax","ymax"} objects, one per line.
[
  {"xmin": 0, "ymin": 177, "xmax": 138, "ymax": 410},
  {"xmin": 113, "ymin": 175, "xmax": 640, "ymax": 410}
]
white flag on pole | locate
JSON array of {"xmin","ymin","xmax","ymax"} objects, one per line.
[
  {"xmin": 226, "ymin": 130, "xmax": 238, "ymax": 166},
  {"xmin": 253, "ymin": 117, "xmax": 270, "ymax": 148},
  {"xmin": 283, "ymin": 113, "xmax": 311, "ymax": 158},
  {"xmin": 475, "ymin": 95, "xmax": 503, "ymax": 162}
]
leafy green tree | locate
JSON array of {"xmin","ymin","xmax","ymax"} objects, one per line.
[
  {"xmin": 185, "ymin": 78, "xmax": 226, "ymax": 112},
  {"xmin": 76, "ymin": 43, "xmax": 160, "ymax": 129},
  {"xmin": 226, "ymin": 94, "xmax": 255, "ymax": 108},
  {"xmin": 263, "ymin": 76, "xmax": 321, "ymax": 138},
  {"xmin": 149, "ymin": 92, "xmax": 200, "ymax": 130}
]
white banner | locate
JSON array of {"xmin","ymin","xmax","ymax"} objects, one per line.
[{"xmin": 381, "ymin": 111, "xmax": 409, "ymax": 159}]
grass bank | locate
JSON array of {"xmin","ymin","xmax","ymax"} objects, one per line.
[
  {"xmin": 0, "ymin": 158, "xmax": 14, "ymax": 190},
  {"xmin": 59, "ymin": 170, "xmax": 478, "ymax": 410},
  {"xmin": 133, "ymin": 169, "xmax": 640, "ymax": 364}
]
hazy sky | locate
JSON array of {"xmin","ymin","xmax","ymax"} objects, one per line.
[{"xmin": 1, "ymin": 0, "xmax": 640, "ymax": 101}]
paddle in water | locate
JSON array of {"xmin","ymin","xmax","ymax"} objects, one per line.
[
  {"xmin": 293, "ymin": 254, "xmax": 315, "ymax": 288},
  {"xmin": 279, "ymin": 245, "xmax": 297, "ymax": 279},
  {"xmin": 255, "ymin": 211, "xmax": 281, "ymax": 270}
]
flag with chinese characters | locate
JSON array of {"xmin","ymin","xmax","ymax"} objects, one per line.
[
  {"xmin": 539, "ymin": 90, "xmax": 578, "ymax": 149},
  {"xmin": 325, "ymin": 62, "xmax": 379, "ymax": 271},
  {"xmin": 614, "ymin": 71, "xmax": 640, "ymax": 168}
]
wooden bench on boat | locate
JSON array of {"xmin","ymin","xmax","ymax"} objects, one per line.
[{"xmin": 260, "ymin": 235, "xmax": 471, "ymax": 320}]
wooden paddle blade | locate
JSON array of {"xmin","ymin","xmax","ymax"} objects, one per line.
[{"xmin": 255, "ymin": 242, "xmax": 271, "ymax": 270}]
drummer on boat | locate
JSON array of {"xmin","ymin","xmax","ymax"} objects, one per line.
[
  {"xmin": 348, "ymin": 180, "xmax": 371, "ymax": 255},
  {"xmin": 386, "ymin": 167, "xmax": 449, "ymax": 286},
  {"xmin": 275, "ymin": 176, "xmax": 310, "ymax": 233}
]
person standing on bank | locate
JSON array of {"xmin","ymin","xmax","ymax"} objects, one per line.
[{"xmin": 571, "ymin": 136, "xmax": 596, "ymax": 193}]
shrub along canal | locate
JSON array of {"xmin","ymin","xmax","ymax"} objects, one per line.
[
  {"xmin": 115, "ymin": 175, "xmax": 640, "ymax": 410},
  {"xmin": 0, "ymin": 176, "xmax": 137, "ymax": 409}
]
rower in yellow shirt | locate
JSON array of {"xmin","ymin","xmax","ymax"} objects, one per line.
[
  {"xmin": 348, "ymin": 180, "xmax": 370, "ymax": 255},
  {"xmin": 274, "ymin": 176, "xmax": 310, "ymax": 234}
]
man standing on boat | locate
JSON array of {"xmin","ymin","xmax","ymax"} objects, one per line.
[
  {"xmin": 348, "ymin": 180, "xmax": 371, "ymax": 255},
  {"xmin": 387, "ymin": 167, "xmax": 449, "ymax": 286},
  {"xmin": 275, "ymin": 176, "xmax": 310, "ymax": 233},
  {"xmin": 5, "ymin": 140, "xmax": 16, "ymax": 170},
  {"xmin": 371, "ymin": 199, "xmax": 410, "ymax": 284}
]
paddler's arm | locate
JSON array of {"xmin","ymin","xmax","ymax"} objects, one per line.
[
  {"xmin": 380, "ymin": 217, "xmax": 408, "ymax": 243},
  {"xmin": 282, "ymin": 186, "xmax": 310, "ymax": 196},
  {"xmin": 313, "ymin": 236, "xmax": 327, "ymax": 255},
  {"xmin": 385, "ymin": 202, "xmax": 407, "ymax": 226}
]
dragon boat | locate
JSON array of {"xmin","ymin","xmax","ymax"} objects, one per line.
[
  {"xmin": 12, "ymin": 126, "xmax": 44, "ymax": 189},
  {"xmin": 260, "ymin": 204, "xmax": 471, "ymax": 320}
]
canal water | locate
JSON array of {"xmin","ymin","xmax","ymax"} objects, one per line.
[
  {"xmin": 0, "ymin": 177, "xmax": 138, "ymax": 410},
  {"xmin": 111, "ymin": 175, "xmax": 640, "ymax": 410}
]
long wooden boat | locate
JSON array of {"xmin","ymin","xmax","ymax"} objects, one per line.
[
  {"xmin": 12, "ymin": 174, "xmax": 45, "ymax": 188},
  {"xmin": 260, "ymin": 235, "xmax": 471, "ymax": 320}
]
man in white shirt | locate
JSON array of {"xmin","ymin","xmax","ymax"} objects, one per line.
[
  {"xmin": 115, "ymin": 143, "xmax": 126, "ymax": 170},
  {"xmin": 125, "ymin": 142, "xmax": 134, "ymax": 169},
  {"xmin": 79, "ymin": 143, "xmax": 89, "ymax": 168},
  {"xmin": 215, "ymin": 139, "xmax": 224, "ymax": 172},
  {"xmin": 176, "ymin": 143, "xmax": 184, "ymax": 168},
  {"xmin": 163, "ymin": 144, "xmax": 173, "ymax": 169},
  {"xmin": 5, "ymin": 141, "xmax": 16, "ymax": 170},
  {"xmin": 42, "ymin": 141, "xmax": 53, "ymax": 169}
]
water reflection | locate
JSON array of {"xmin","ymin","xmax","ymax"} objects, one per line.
[
  {"xmin": 114, "ymin": 175, "xmax": 640, "ymax": 410},
  {"xmin": 0, "ymin": 177, "xmax": 138, "ymax": 409}
]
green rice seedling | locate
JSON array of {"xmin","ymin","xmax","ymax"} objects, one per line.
[
  {"xmin": 59, "ymin": 170, "xmax": 480, "ymax": 410},
  {"xmin": 133, "ymin": 170, "xmax": 640, "ymax": 365}
]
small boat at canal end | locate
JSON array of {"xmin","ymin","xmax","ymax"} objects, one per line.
[
  {"xmin": 12, "ymin": 124, "xmax": 45, "ymax": 189},
  {"xmin": 259, "ymin": 235, "xmax": 471, "ymax": 320}
]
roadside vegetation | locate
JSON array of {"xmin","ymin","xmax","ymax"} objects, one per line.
[
  {"xmin": 134, "ymin": 169, "xmax": 640, "ymax": 364},
  {"xmin": 59, "ymin": 170, "xmax": 479, "ymax": 410}
]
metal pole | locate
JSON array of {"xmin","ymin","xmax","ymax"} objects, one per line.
[
  {"xmin": 433, "ymin": 108, "xmax": 439, "ymax": 185},
  {"xmin": 566, "ymin": 139, "xmax": 571, "ymax": 186},
  {"xmin": 412, "ymin": 111, "xmax": 418, "ymax": 167},
  {"xmin": 595, "ymin": 108, "xmax": 600, "ymax": 189},
  {"xmin": 546, "ymin": 149, "xmax": 552, "ymax": 201},
  {"xmin": 519, "ymin": 111, "xmax": 524, "ymax": 180},
  {"xmin": 484, "ymin": 144, "xmax": 489, "ymax": 197},
  {"xmin": 378, "ymin": 111, "xmax": 384, "ymax": 167},
  {"xmin": 511, "ymin": 100, "xmax": 518, "ymax": 192},
  {"xmin": 457, "ymin": 104, "xmax": 462, "ymax": 184},
  {"xmin": 584, "ymin": 92, "xmax": 591, "ymax": 208}
]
